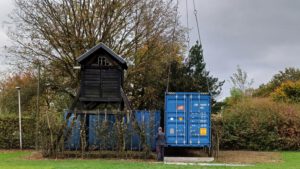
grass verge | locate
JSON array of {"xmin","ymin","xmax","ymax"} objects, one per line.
[{"xmin": 0, "ymin": 150, "xmax": 299, "ymax": 169}]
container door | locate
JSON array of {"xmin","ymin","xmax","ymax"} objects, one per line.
[
  {"xmin": 187, "ymin": 94, "xmax": 210, "ymax": 145},
  {"xmin": 165, "ymin": 94, "xmax": 187, "ymax": 145}
]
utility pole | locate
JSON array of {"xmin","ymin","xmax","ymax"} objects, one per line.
[{"xmin": 16, "ymin": 86, "xmax": 22, "ymax": 150}]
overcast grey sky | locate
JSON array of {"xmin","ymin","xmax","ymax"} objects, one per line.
[
  {"xmin": 0, "ymin": 0, "xmax": 299, "ymax": 99},
  {"xmin": 178, "ymin": 0, "xmax": 300, "ymax": 99},
  {"xmin": 0, "ymin": 0, "xmax": 14, "ymax": 73}
]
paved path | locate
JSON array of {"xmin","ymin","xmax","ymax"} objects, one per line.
[
  {"xmin": 164, "ymin": 157, "xmax": 254, "ymax": 167},
  {"xmin": 164, "ymin": 157, "xmax": 214, "ymax": 163}
]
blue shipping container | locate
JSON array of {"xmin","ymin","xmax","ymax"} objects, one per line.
[
  {"xmin": 88, "ymin": 113, "xmax": 117, "ymax": 150},
  {"xmin": 130, "ymin": 110, "xmax": 161, "ymax": 151},
  {"xmin": 88, "ymin": 110, "xmax": 160, "ymax": 151},
  {"xmin": 64, "ymin": 113, "xmax": 81, "ymax": 150},
  {"xmin": 64, "ymin": 110, "xmax": 160, "ymax": 151},
  {"xmin": 165, "ymin": 92, "xmax": 211, "ymax": 148}
]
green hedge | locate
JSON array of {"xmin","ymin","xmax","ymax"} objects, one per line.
[
  {"xmin": 0, "ymin": 115, "xmax": 35, "ymax": 149},
  {"xmin": 221, "ymin": 98, "xmax": 300, "ymax": 150}
]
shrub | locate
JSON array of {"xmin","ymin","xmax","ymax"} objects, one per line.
[
  {"xmin": 271, "ymin": 80, "xmax": 300, "ymax": 103},
  {"xmin": 221, "ymin": 98, "xmax": 300, "ymax": 150},
  {"xmin": 0, "ymin": 115, "xmax": 35, "ymax": 149}
]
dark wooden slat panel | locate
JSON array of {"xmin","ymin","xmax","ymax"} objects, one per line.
[
  {"xmin": 82, "ymin": 90, "xmax": 100, "ymax": 93},
  {"xmin": 79, "ymin": 65, "xmax": 123, "ymax": 103},
  {"xmin": 101, "ymin": 81, "xmax": 119, "ymax": 84},
  {"xmin": 83, "ymin": 90, "xmax": 100, "ymax": 95},
  {"xmin": 81, "ymin": 93, "xmax": 100, "ymax": 97},
  {"xmin": 102, "ymin": 94, "xmax": 120, "ymax": 97},
  {"xmin": 84, "ymin": 70, "xmax": 100, "ymax": 73},
  {"xmin": 79, "ymin": 97, "xmax": 122, "ymax": 102},
  {"xmin": 83, "ymin": 86, "xmax": 101, "ymax": 89},
  {"xmin": 83, "ymin": 74, "xmax": 101, "ymax": 78},
  {"xmin": 82, "ymin": 94, "xmax": 100, "ymax": 98},
  {"xmin": 83, "ymin": 83, "xmax": 101, "ymax": 86},
  {"xmin": 101, "ymin": 84, "xmax": 119, "ymax": 87},
  {"xmin": 82, "ymin": 90, "xmax": 100, "ymax": 94},
  {"xmin": 102, "ymin": 88, "xmax": 120, "ymax": 91},
  {"xmin": 101, "ymin": 93, "xmax": 119, "ymax": 95}
]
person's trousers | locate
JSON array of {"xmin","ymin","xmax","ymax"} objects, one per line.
[{"xmin": 156, "ymin": 145, "xmax": 164, "ymax": 161}]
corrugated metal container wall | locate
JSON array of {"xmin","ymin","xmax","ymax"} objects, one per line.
[
  {"xmin": 64, "ymin": 113, "xmax": 81, "ymax": 150},
  {"xmin": 88, "ymin": 111, "xmax": 160, "ymax": 151},
  {"xmin": 88, "ymin": 113, "xmax": 117, "ymax": 150},
  {"xmin": 165, "ymin": 92, "xmax": 211, "ymax": 148},
  {"xmin": 64, "ymin": 111, "xmax": 160, "ymax": 151},
  {"xmin": 130, "ymin": 111, "xmax": 161, "ymax": 151}
]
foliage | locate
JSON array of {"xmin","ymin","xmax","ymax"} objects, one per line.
[
  {"xmin": 0, "ymin": 71, "xmax": 37, "ymax": 115},
  {"xmin": 5, "ymin": 0, "xmax": 223, "ymax": 113},
  {"xmin": 224, "ymin": 88, "xmax": 244, "ymax": 106},
  {"xmin": 221, "ymin": 98, "xmax": 300, "ymax": 150},
  {"xmin": 125, "ymin": 39, "xmax": 184, "ymax": 110},
  {"xmin": 169, "ymin": 41, "xmax": 224, "ymax": 98},
  {"xmin": 163, "ymin": 42, "xmax": 224, "ymax": 112},
  {"xmin": 271, "ymin": 67, "xmax": 300, "ymax": 87},
  {"xmin": 0, "ymin": 115, "xmax": 35, "ymax": 149},
  {"xmin": 225, "ymin": 66, "xmax": 254, "ymax": 107},
  {"xmin": 230, "ymin": 65, "xmax": 254, "ymax": 95},
  {"xmin": 211, "ymin": 114, "xmax": 223, "ymax": 157},
  {"xmin": 7, "ymin": 0, "xmax": 183, "ymax": 111},
  {"xmin": 1, "ymin": 0, "xmax": 226, "ymax": 155},
  {"xmin": 271, "ymin": 80, "xmax": 300, "ymax": 103},
  {"xmin": 253, "ymin": 83, "xmax": 273, "ymax": 97},
  {"xmin": 254, "ymin": 67, "xmax": 300, "ymax": 97},
  {"xmin": 38, "ymin": 109, "xmax": 65, "ymax": 157}
]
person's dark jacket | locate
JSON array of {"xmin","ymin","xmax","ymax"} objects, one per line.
[{"xmin": 156, "ymin": 131, "xmax": 166, "ymax": 146}]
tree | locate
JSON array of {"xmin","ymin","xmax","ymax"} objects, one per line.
[
  {"xmin": 224, "ymin": 88, "xmax": 244, "ymax": 106},
  {"xmin": 271, "ymin": 80, "xmax": 300, "ymax": 103},
  {"xmin": 254, "ymin": 67, "xmax": 300, "ymax": 97},
  {"xmin": 169, "ymin": 41, "xmax": 224, "ymax": 98},
  {"xmin": 272, "ymin": 67, "xmax": 300, "ymax": 86},
  {"xmin": 7, "ymin": 0, "xmax": 183, "ymax": 110},
  {"xmin": 0, "ymin": 71, "xmax": 37, "ymax": 115},
  {"xmin": 125, "ymin": 38, "xmax": 184, "ymax": 110},
  {"xmin": 230, "ymin": 65, "xmax": 254, "ymax": 95},
  {"xmin": 224, "ymin": 66, "xmax": 254, "ymax": 107}
]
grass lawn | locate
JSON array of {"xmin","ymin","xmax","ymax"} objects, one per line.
[{"xmin": 0, "ymin": 151, "xmax": 299, "ymax": 169}]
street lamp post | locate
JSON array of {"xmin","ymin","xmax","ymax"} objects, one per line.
[
  {"xmin": 16, "ymin": 86, "xmax": 22, "ymax": 150},
  {"xmin": 36, "ymin": 63, "xmax": 40, "ymax": 150}
]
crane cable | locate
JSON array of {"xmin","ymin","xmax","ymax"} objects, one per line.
[
  {"xmin": 166, "ymin": 0, "xmax": 179, "ymax": 92},
  {"xmin": 192, "ymin": 0, "xmax": 202, "ymax": 45},
  {"xmin": 185, "ymin": 0, "xmax": 190, "ymax": 50},
  {"xmin": 191, "ymin": 0, "xmax": 211, "ymax": 95}
]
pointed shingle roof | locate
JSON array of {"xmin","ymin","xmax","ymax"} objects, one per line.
[{"xmin": 77, "ymin": 43, "xmax": 128, "ymax": 69}]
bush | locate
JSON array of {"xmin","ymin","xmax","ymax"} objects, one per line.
[
  {"xmin": 221, "ymin": 98, "xmax": 300, "ymax": 150},
  {"xmin": 38, "ymin": 110, "xmax": 65, "ymax": 157},
  {"xmin": 0, "ymin": 115, "xmax": 35, "ymax": 149},
  {"xmin": 271, "ymin": 80, "xmax": 300, "ymax": 103}
]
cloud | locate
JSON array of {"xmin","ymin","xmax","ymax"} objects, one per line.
[
  {"xmin": 0, "ymin": 0, "xmax": 14, "ymax": 69},
  {"xmin": 178, "ymin": 0, "xmax": 300, "ymax": 99}
]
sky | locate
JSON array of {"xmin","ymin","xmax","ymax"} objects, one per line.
[
  {"xmin": 178, "ymin": 0, "xmax": 300, "ymax": 99},
  {"xmin": 0, "ymin": 0, "xmax": 300, "ymax": 99},
  {"xmin": 0, "ymin": 0, "xmax": 14, "ymax": 73}
]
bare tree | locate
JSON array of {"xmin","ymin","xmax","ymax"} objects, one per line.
[
  {"xmin": 7, "ymin": 0, "xmax": 183, "ymax": 100},
  {"xmin": 230, "ymin": 65, "xmax": 254, "ymax": 94}
]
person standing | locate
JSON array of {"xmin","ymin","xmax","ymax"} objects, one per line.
[{"xmin": 156, "ymin": 127, "xmax": 166, "ymax": 161}]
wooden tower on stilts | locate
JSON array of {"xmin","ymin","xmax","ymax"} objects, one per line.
[
  {"xmin": 66, "ymin": 43, "xmax": 130, "ymax": 150},
  {"xmin": 70, "ymin": 43, "xmax": 130, "ymax": 113}
]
